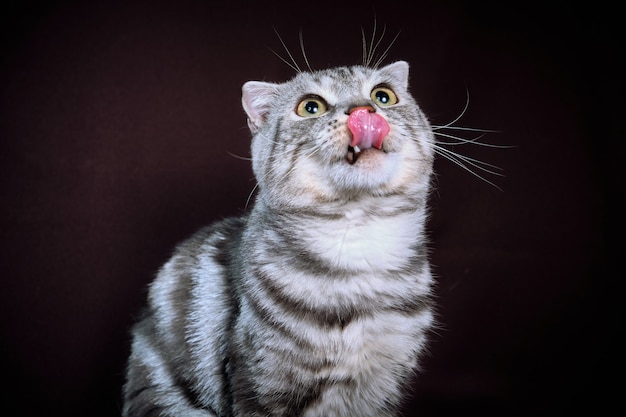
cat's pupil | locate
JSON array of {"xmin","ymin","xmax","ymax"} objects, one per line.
[
  {"xmin": 375, "ymin": 90, "xmax": 390, "ymax": 104},
  {"xmin": 305, "ymin": 101, "xmax": 319, "ymax": 114}
]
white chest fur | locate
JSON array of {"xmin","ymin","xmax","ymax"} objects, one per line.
[{"xmin": 303, "ymin": 203, "xmax": 425, "ymax": 273}]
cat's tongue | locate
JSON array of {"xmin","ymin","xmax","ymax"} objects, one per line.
[{"xmin": 347, "ymin": 107, "xmax": 390, "ymax": 151}]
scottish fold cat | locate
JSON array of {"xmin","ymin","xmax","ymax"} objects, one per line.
[{"xmin": 123, "ymin": 59, "xmax": 436, "ymax": 417}]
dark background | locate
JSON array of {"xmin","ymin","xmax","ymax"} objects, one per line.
[{"xmin": 1, "ymin": 0, "xmax": 623, "ymax": 415}]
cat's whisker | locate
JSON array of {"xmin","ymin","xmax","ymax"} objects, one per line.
[
  {"xmin": 245, "ymin": 182, "xmax": 259, "ymax": 209},
  {"xmin": 434, "ymin": 132, "xmax": 511, "ymax": 150},
  {"xmin": 367, "ymin": 19, "xmax": 385, "ymax": 67},
  {"xmin": 362, "ymin": 18, "xmax": 378, "ymax": 67},
  {"xmin": 225, "ymin": 151, "xmax": 257, "ymax": 208},
  {"xmin": 435, "ymin": 145, "xmax": 504, "ymax": 175},
  {"xmin": 299, "ymin": 30, "xmax": 313, "ymax": 73},
  {"xmin": 268, "ymin": 47, "xmax": 300, "ymax": 73},
  {"xmin": 435, "ymin": 152, "xmax": 502, "ymax": 189},
  {"xmin": 272, "ymin": 27, "xmax": 301, "ymax": 73},
  {"xmin": 434, "ymin": 145, "xmax": 504, "ymax": 190},
  {"xmin": 428, "ymin": 86, "xmax": 511, "ymax": 190},
  {"xmin": 361, "ymin": 27, "xmax": 368, "ymax": 67},
  {"xmin": 432, "ymin": 125, "xmax": 499, "ymax": 133},
  {"xmin": 435, "ymin": 131, "xmax": 487, "ymax": 145},
  {"xmin": 436, "ymin": 89, "xmax": 471, "ymax": 130},
  {"xmin": 372, "ymin": 29, "xmax": 402, "ymax": 69},
  {"xmin": 361, "ymin": 19, "xmax": 402, "ymax": 69},
  {"xmin": 226, "ymin": 151, "xmax": 252, "ymax": 161}
]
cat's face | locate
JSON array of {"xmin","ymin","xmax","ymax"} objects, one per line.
[{"xmin": 242, "ymin": 61, "xmax": 434, "ymax": 210}]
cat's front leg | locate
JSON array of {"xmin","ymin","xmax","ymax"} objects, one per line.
[{"xmin": 123, "ymin": 317, "xmax": 219, "ymax": 417}]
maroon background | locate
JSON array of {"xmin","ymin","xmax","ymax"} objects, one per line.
[{"xmin": 1, "ymin": 1, "xmax": 623, "ymax": 416}]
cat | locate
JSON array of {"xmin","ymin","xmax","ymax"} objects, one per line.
[{"xmin": 122, "ymin": 59, "xmax": 436, "ymax": 417}]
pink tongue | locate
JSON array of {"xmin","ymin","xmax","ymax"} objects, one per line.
[{"xmin": 347, "ymin": 108, "xmax": 390, "ymax": 150}]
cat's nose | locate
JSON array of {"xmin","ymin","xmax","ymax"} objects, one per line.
[{"xmin": 345, "ymin": 104, "xmax": 375, "ymax": 115}]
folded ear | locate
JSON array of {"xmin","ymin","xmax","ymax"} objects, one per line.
[
  {"xmin": 379, "ymin": 61, "xmax": 410, "ymax": 91},
  {"xmin": 241, "ymin": 81, "xmax": 279, "ymax": 133}
]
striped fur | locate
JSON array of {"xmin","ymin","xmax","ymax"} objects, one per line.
[{"xmin": 123, "ymin": 61, "xmax": 435, "ymax": 417}]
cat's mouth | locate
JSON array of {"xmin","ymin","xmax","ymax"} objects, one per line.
[
  {"xmin": 346, "ymin": 145, "xmax": 361, "ymax": 164},
  {"xmin": 345, "ymin": 107, "xmax": 389, "ymax": 165},
  {"xmin": 346, "ymin": 145, "xmax": 386, "ymax": 164}
]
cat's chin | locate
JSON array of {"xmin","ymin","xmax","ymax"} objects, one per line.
[{"xmin": 330, "ymin": 148, "xmax": 404, "ymax": 193}]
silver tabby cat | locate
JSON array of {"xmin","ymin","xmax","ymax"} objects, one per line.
[{"xmin": 123, "ymin": 60, "xmax": 435, "ymax": 417}]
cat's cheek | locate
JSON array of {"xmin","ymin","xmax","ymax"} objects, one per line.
[{"xmin": 273, "ymin": 158, "xmax": 340, "ymax": 205}]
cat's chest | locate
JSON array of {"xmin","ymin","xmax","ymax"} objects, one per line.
[
  {"xmin": 302, "ymin": 206, "xmax": 422, "ymax": 272},
  {"xmin": 309, "ymin": 309, "xmax": 425, "ymax": 379}
]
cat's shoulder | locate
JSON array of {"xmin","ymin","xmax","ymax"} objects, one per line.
[{"xmin": 169, "ymin": 216, "xmax": 248, "ymax": 261}]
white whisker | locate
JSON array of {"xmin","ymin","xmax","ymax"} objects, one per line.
[
  {"xmin": 435, "ymin": 145, "xmax": 503, "ymax": 175},
  {"xmin": 373, "ymin": 29, "xmax": 402, "ymax": 69},
  {"xmin": 437, "ymin": 89, "xmax": 471, "ymax": 129},
  {"xmin": 430, "ymin": 89, "xmax": 511, "ymax": 190},
  {"xmin": 361, "ymin": 19, "xmax": 400, "ymax": 68},
  {"xmin": 361, "ymin": 27, "xmax": 368, "ymax": 67},
  {"xmin": 245, "ymin": 182, "xmax": 259, "ymax": 209},
  {"xmin": 434, "ymin": 132, "xmax": 511, "ymax": 149},
  {"xmin": 226, "ymin": 151, "xmax": 252, "ymax": 161},
  {"xmin": 434, "ymin": 146, "xmax": 503, "ymax": 191},
  {"xmin": 369, "ymin": 22, "xmax": 386, "ymax": 66},
  {"xmin": 365, "ymin": 18, "xmax": 378, "ymax": 67},
  {"xmin": 432, "ymin": 125, "xmax": 499, "ymax": 133},
  {"xmin": 299, "ymin": 30, "xmax": 313, "ymax": 72},
  {"xmin": 268, "ymin": 47, "xmax": 300, "ymax": 73},
  {"xmin": 272, "ymin": 27, "xmax": 301, "ymax": 73},
  {"xmin": 435, "ymin": 131, "xmax": 487, "ymax": 144}
]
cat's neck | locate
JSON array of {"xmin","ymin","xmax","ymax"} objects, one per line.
[{"xmin": 249, "ymin": 195, "xmax": 427, "ymax": 273}]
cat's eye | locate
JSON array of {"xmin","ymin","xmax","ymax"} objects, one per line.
[
  {"xmin": 296, "ymin": 96, "xmax": 328, "ymax": 117},
  {"xmin": 370, "ymin": 86, "xmax": 398, "ymax": 107}
]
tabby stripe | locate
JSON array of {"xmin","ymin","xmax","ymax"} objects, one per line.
[
  {"xmin": 250, "ymin": 265, "xmax": 364, "ymax": 329},
  {"xmin": 143, "ymin": 406, "xmax": 165, "ymax": 417},
  {"xmin": 125, "ymin": 385, "xmax": 153, "ymax": 403},
  {"xmin": 279, "ymin": 206, "xmax": 346, "ymax": 220},
  {"xmin": 400, "ymin": 243, "xmax": 429, "ymax": 276},
  {"xmin": 251, "ymin": 258, "xmax": 433, "ymax": 329},
  {"xmin": 263, "ymin": 215, "xmax": 348, "ymax": 277},
  {"xmin": 288, "ymin": 138, "xmax": 308, "ymax": 180},
  {"xmin": 242, "ymin": 281, "xmax": 317, "ymax": 350},
  {"xmin": 295, "ymin": 375, "xmax": 357, "ymax": 415},
  {"xmin": 264, "ymin": 120, "xmax": 282, "ymax": 187},
  {"xmin": 384, "ymin": 294, "xmax": 433, "ymax": 317},
  {"xmin": 261, "ymin": 339, "xmax": 335, "ymax": 374}
]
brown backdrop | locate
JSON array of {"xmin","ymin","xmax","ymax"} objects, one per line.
[{"xmin": 1, "ymin": 1, "xmax": 623, "ymax": 416}]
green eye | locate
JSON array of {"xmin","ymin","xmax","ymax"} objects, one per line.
[
  {"xmin": 296, "ymin": 96, "xmax": 328, "ymax": 117},
  {"xmin": 371, "ymin": 86, "xmax": 398, "ymax": 106}
]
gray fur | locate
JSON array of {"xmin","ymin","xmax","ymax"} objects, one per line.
[{"xmin": 124, "ymin": 61, "xmax": 435, "ymax": 417}]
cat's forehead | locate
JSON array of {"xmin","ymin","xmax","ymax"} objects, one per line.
[{"xmin": 288, "ymin": 65, "xmax": 379, "ymax": 100}]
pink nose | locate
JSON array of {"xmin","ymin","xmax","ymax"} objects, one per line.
[{"xmin": 347, "ymin": 107, "xmax": 390, "ymax": 150}]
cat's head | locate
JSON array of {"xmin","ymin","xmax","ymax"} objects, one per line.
[{"xmin": 241, "ymin": 61, "xmax": 434, "ymax": 210}]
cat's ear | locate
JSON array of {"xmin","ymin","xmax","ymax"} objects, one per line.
[
  {"xmin": 379, "ymin": 61, "xmax": 410, "ymax": 91},
  {"xmin": 242, "ymin": 81, "xmax": 279, "ymax": 133}
]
